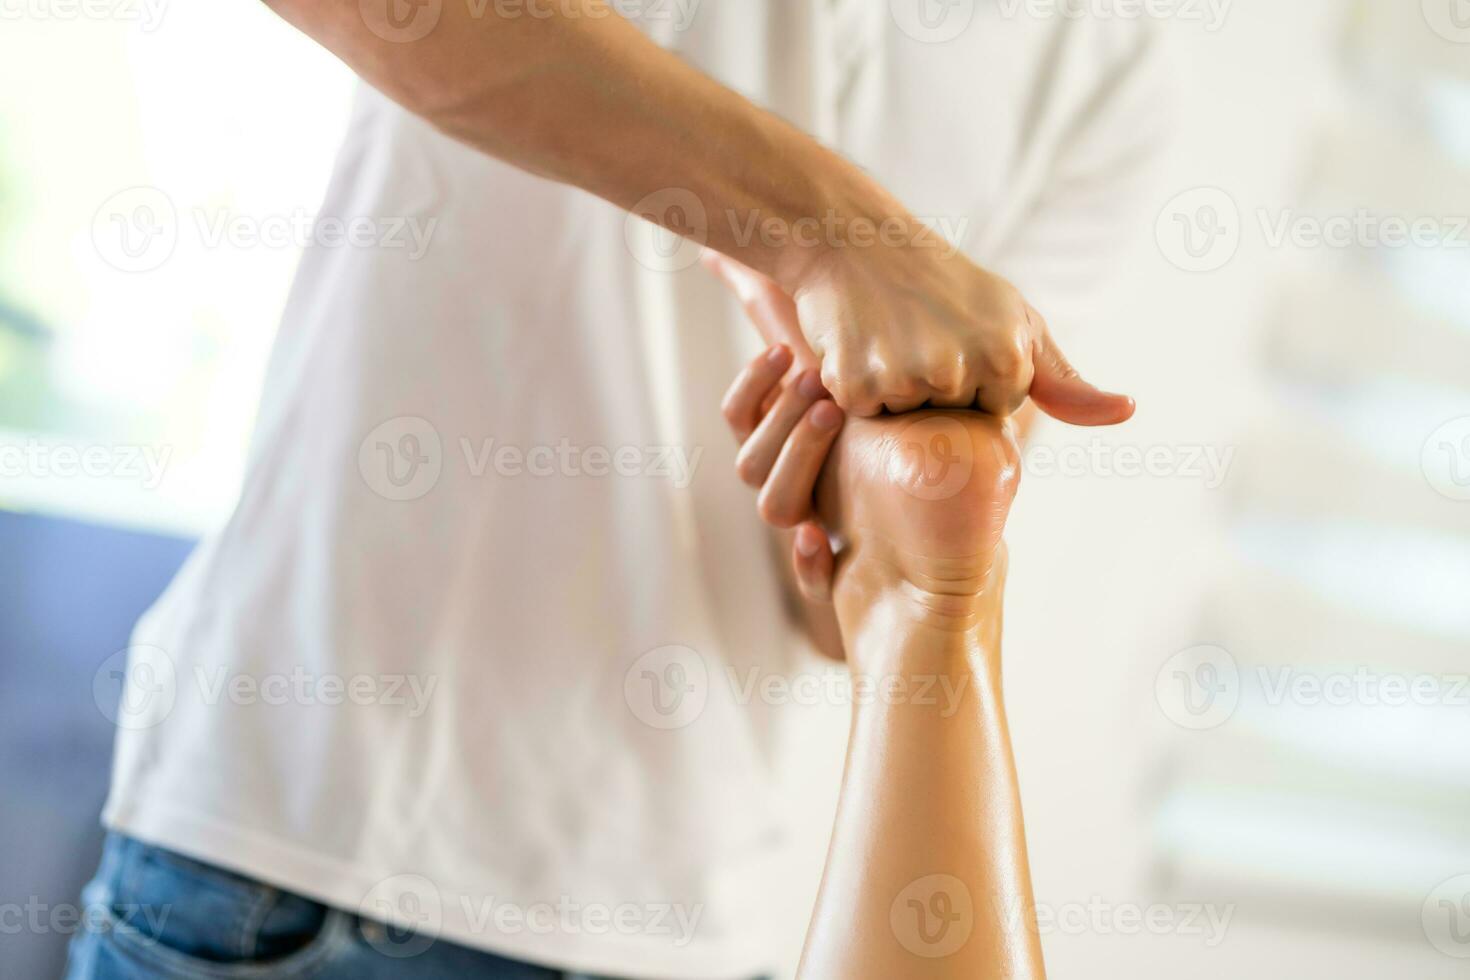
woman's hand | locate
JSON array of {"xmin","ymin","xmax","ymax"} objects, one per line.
[{"xmin": 721, "ymin": 344, "xmax": 844, "ymax": 604}]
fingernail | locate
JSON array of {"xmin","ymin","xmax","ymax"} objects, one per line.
[
  {"xmin": 767, "ymin": 345, "xmax": 791, "ymax": 366},
  {"xmin": 810, "ymin": 400, "xmax": 842, "ymax": 431},
  {"xmin": 799, "ymin": 370, "xmax": 827, "ymax": 399},
  {"xmin": 796, "ymin": 529, "xmax": 821, "ymax": 557}
]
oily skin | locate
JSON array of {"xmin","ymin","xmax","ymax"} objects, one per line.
[
  {"xmin": 716, "ymin": 254, "xmax": 1047, "ymax": 977},
  {"xmin": 265, "ymin": 0, "xmax": 1134, "ymax": 422},
  {"xmin": 725, "ymin": 353, "xmax": 1044, "ymax": 979}
]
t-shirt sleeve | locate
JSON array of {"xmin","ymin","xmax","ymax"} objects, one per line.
[{"xmin": 987, "ymin": 22, "xmax": 1179, "ymax": 334}]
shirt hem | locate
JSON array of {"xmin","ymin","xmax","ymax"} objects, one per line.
[{"xmin": 102, "ymin": 797, "xmax": 775, "ymax": 980}]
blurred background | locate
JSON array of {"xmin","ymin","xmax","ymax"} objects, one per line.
[{"xmin": 1, "ymin": 0, "xmax": 1467, "ymax": 977}]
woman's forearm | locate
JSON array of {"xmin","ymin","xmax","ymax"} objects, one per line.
[
  {"xmin": 799, "ymin": 577, "xmax": 1046, "ymax": 979},
  {"xmin": 264, "ymin": 0, "xmax": 900, "ymax": 290}
]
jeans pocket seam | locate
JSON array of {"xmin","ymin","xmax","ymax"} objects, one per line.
[
  {"xmin": 236, "ymin": 885, "xmax": 279, "ymax": 960},
  {"xmin": 102, "ymin": 903, "xmax": 351, "ymax": 979}
]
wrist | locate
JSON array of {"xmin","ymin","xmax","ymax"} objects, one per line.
[
  {"xmin": 761, "ymin": 168, "xmax": 914, "ymax": 296},
  {"xmin": 834, "ymin": 568, "xmax": 1005, "ymax": 677}
]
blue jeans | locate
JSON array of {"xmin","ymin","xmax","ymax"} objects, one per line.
[{"xmin": 67, "ymin": 834, "xmax": 751, "ymax": 980}]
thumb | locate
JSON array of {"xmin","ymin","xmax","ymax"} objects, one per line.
[
  {"xmin": 1028, "ymin": 325, "xmax": 1136, "ymax": 427},
  {"xmin": 700, "ymin": 250, "xmax": 819, "ymax": 369}
]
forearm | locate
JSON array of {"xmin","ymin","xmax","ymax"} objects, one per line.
[
  {"xmin": 264, "ymin": 0, "xmax": 901, "ymax": 290},
  {"xmin": 799, "ymin": 580, "xmax": 1045, "ymax": 979}
]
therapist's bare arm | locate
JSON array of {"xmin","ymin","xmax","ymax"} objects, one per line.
[{"xmin": 264, "ymin": 0, "xmax": 1133, "ymax": 421}]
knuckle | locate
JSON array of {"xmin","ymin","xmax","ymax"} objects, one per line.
[
  {"xmin": 926, "ymin": 358, "xmax": 966, "ymax": 397},
  {"xmin": 819, "ymin": 361, "xmax": 845, "ymax": 396},
  {"xmin": 987, "ymin": 344, "xmax": 1030, "ymax": 390},
  {"xmin": 734, "ymin": 452, "xmax": 764, "ymax": 488},
  {"xmin": 757, "ymin": 490, "xmax": 798, "ymax": 529},
  {"xmin": 720, "ymin": 397, "xmax": 744, "ymax": 430}
]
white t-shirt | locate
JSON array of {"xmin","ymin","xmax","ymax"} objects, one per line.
[{"xmin": 103, "ymin": 4, "xmax": 1171, "ymax": 976}]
